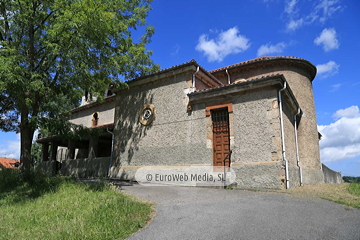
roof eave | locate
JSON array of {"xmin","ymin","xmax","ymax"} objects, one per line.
[
  {"xmin": 210, "ymin": 56, "xmax": 317, "ymax": 81},
  {"xmin": 113, "ymin": 59, "xmax": 223, "ymax": 93},
  {"xmin": 188, "ymin": 74, "xmax": 301, "ymax": 114}
]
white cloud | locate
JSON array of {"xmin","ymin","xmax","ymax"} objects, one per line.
[
  {"xmin": 282, "ymin": 0, "xmax": 342, "ymax": 31},
  {"xmin": 318, "ymin": 106, "xmax": 360, "ymax": 163},
  {"xmin": 316, "ymin": 61, "xmax": 339, "ymax": 78},
  {"xmin": 283, "ymin": 0, "xmax": 303, "ymax": 31},
  {"xmin": 315, "ymin": 0, "xmax": 342, "ymax": 23},
  {"xmin": 333, "ymin": 106, "xmax": 360, "ymax": 119},
  {"xmin": 171, "ymin": 44, "xmax": 180, "ymax": 56},
  {"xmin": 320, "ymin": 144, "xmax": 360, "ymax": 163},
  {"xmin": 0, "ymin": 131, "xmax": 39, "ymax": 160},
  {"xmin": 257, "ymin": 42, "xmax": 287, "ymax": 57},
  {"xmin": 196, "ymin": 27, "xmax": 250, "ymax": 62},
  {"xmin": 0, "ymin": 134, "xmax": 20, "ymax": 159},
  {"xmin": 314, "ymin": 28, "xmax": 339, "ymax": 51},
  {"xmin": 209, "ymin": 28, "xmax": 219, "ymax": 34},
  {"xmin": 286, "ymin": 18, "xmax": 304, "ymax": 31},
  {"xmin": 284, "ymin": 0, "xmax": 299, "ymax": 15},
  {"xmin": 329, "ymin": 84, "xmax": 341, "ymax": 92}
]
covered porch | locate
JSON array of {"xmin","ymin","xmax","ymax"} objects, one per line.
[{"xmin": 36, "ymin": 123, "xmax": 114, "ymax": 176}]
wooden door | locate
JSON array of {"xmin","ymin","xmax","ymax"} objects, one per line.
[{"xmin": 212, "ymin": 108, "xmax": 231, "ymax": 167}]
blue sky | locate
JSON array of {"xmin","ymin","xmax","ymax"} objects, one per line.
[{"xmin": 1, "ymin": 0, "xmax": 359, "ymax": 177}]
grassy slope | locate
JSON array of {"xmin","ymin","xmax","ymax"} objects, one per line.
[
  {"xmin": 288, "ymin": 183, "xmax": 360, "ymax": 209},
  {"xmin": 348, "ymin": 183, "xmax": 360, "ymax": 197},
  {"xmin": 0, "ymin": 169, "xmax": 153, "ymax": 240}
]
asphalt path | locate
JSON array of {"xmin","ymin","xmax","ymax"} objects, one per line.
[{"xmin": 119, "ymin": 184, "xmax": 360, "ymax": 240}]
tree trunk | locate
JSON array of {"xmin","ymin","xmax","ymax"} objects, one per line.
[{"xmin": 20, "ymin": 110, "xmax": 35, "ymax": 172}]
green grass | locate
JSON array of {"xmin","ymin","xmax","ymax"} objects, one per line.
[
  {"xmin": 288, "ymin": 183, "xmax": 360, "ymax": 210},
  {"xmin": 0, "ymin": 169, "xmax": 154, "ymax": 240},
  {"xmin": 348, "ymin": 183, "xmax": 360, "ymax": 197},
  {"xmin": 343, "ymin": 183, "xmax": 360, "ymax": 209}
]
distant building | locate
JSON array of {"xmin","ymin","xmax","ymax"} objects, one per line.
[
  {"xmin": 0, "ymin": 157, "xmax": 20, "ymax": 169},
  {"xmin": 37, "ymin": 56, "xmax": 342, "ymax": 188}
]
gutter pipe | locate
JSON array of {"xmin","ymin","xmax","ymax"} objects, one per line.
[
  {"xmin": 226, "ymin": 69, "xmax": 231, "ymax": 85},
  {"xmin": 107, "ymin": 128, "xmax": 114, "ymax": 178},
  {"xmin": 192, "ymin": 66, "xmax": 200, "ymax": 92},
  {"xmin": 278, "ymin": 81, "xmax": 290, "ymax": 189},
  {"xmin": 294, "ymin": 108, "xmax": 303, "ymax": 186}
]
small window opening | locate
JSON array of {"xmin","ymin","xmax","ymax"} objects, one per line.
[{"xmin": 92, "ymin": 112, "xmax": 99, "ymax": 127}]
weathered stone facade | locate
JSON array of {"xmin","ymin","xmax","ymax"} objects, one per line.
[
  {"xmin": 109, "ymin": 57, "xmax": 325, "ymax": 189},
  {"xmin": 38, "ymin": 56, "xmax": 335, "ymax": 189}
]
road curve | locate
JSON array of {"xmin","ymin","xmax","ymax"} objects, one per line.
[{"xmin": 121, "ymin": 185, "xmax": 360, "ymax": 240}]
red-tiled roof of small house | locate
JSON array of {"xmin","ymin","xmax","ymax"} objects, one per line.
[{"xmin": 0, "ymin": 157, "xmax": 20, "ymax": 169}]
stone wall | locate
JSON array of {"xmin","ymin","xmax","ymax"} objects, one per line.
[
  {"xmin": 322, "ymin": 164, "xmax": 343, "ymax": 184},
  {"xmin": 38, "ymin": 161, "xmax": 55, "ymax": 175},
  {"xmin": 212, "ymin": 59, "xmax": 323, "ymax": 187},
  {"xmin": 112, "ymin": 71, "xmax": 212, "ymax": 178},
  {"xmin": 60, "ymin": 157, "xmax": 110, "ymax": 178},
  {"xmin": 69, "ymin": 100, "xmax": 115, "ymax": 127},
  {"xmin": 231, "ymin": 88, "xmax": 277, "ymax": 164},
  {"xmin": 38, "ymin": 157, "xmax": 111, "ymax": 178},
  {"xmin": 212, "ymin": 61, "xmax": 322, "ymax": 171},
  {"xmin": 200, "ymin": 87, "xmax": 284, "ymax": 189},
  {"xmin": 281, "ymin": 93, "xmax": 301, "ymax": 188},
  {"xmin": 109, "ymin": 58, "xmax": 325, "ymax": 189}
]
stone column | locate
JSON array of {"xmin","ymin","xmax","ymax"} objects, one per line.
[
  {"xmin": 88, "ymin": 137, "xmax": 99, "ymax": 158},
  {"xmin": 41, "ymin": 143, "xmax": 49, "ymax": 162},
  {"xmin": 67, "ymin": 141, "xmax": 76, "ymax": 160},
  {"xmin": 49, "ymin": 141, "xmax": 59, "ymax": 175},
  {"xmin": 50, "ymin": 141, "xmax": 59, "ymax": 161}
]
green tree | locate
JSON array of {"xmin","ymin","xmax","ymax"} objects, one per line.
[{"xmin": 0, "ymin": 0, "xmax": 159, "ymax": 170}]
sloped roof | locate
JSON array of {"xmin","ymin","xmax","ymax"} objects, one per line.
[
  {"xmin": 0, "ymin": 157, "xmax": 20, "ymax": 169},
  {"xmin": 71, "ymin": 56, "xmax": 316, "ymax": 112},
  {"xmin": 124, "ymin": 59, "xmax": 223, "ymax": 87},
  {"xmin": 70, "ymin": 94, "xmax": 116, "ymax": 113},
  {"xmin": 210, "ymin": 56, "xmax": 315, "ymax": 73},
  {"xmin": 190, "ymin": 73, "xmax": 284, "ymax": 94},
  {"xmin": 36, "ymin": 122, "xmax": 114, "ymax": 143}
]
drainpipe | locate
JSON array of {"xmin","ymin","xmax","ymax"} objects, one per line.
[
  {"xmin": 192, "ymin": 66, "xmax": 200, "ymax": 92},
  {"xmin": 226, "ymin": 69, "xmax": 231, "ymax": 85},
  {"xmin": 278, "ymin": 82, "xmax": 290, "ymax": 189},
  {"xmin": 294, "ymin": 108, "xmax": 303, "ymax": 186},
  {"xmin": 107, "ymin": 128, "xmax": 114, "ymax": 178}
]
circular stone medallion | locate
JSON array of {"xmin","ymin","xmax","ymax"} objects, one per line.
[{"xmin": 139, "ymin": 104, "xmax": 155, "ymax": 125}]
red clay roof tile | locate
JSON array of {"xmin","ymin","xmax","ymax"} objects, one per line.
[
  {"xmin": 190, "ymin": 73, "xmax": 284, "ymax": 94},
  {"xmin": 209, "ymin": 56, "xmax": 312, "ymax": 73},
  {"xmin": 0, "ymin": 157, "xmax": 20, "ymax": 169}
]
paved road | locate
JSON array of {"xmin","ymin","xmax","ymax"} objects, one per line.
[{"xmin": 120, "ymin": 184, "xmax": 360, "ymax": 240}]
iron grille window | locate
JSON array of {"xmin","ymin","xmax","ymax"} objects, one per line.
[{"xmin": 211, "ymin": 108, "xmax": 229, "ymax": 131}]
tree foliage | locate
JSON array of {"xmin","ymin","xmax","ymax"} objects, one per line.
[
  {"xmin": 343, "ymin": 176, "xmax": 360, "ymax": 183},
  {"xmin": 0, "ymin": 0, "xmax": 159, "ymax": 169}
]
